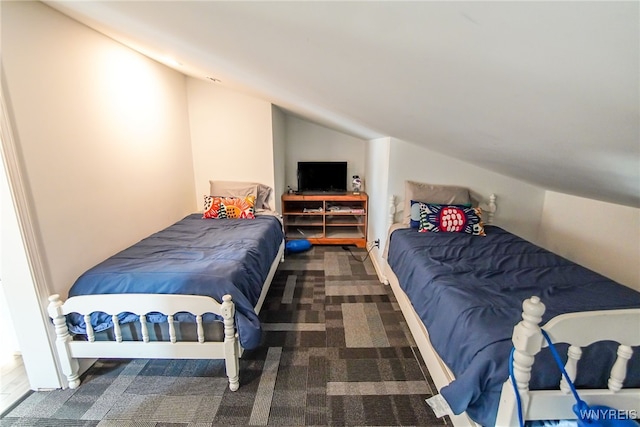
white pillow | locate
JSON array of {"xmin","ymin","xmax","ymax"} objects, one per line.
[{"xmin": 403, "ymin": 181, "xmax": 471, "ymax": 225}]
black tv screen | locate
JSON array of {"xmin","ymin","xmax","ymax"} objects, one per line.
[{"xmin": 297, "ymin": 161, "xmax": 347, "ymax": 193}]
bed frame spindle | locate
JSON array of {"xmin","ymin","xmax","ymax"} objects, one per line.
[
  {"xmin": 139, "ymin": 315, "xmax": 149, "ymax": 343},
  {"xmin": 486, "ymin": 194, "xmax": 497, "ymax": 224},
  {"xmin": 83, "ymin": 314, "xmax": 95, "ymax": 342},
  {"xmin": 477, "ymin": 193, "xmax": 498, "ymax": 224},
  {"xmin": 196, "ymin": 314, "xmax": 205, "ymax": 343},
  {"xmin": 168, "ymin": 315, "xmax": 176, "ymax": 343},
  {"xmin": 388, "ymin": 195, "xmax": 395, "ymax": 230},
  {"xmin": 608, "ymin": 345, "xmax": 632, "ymax": 392},
  {"xmin": 560, "ymin": 345, "xmax": 582, "ymax": 394},
  {"xmin": 112, "ymin": 315, "xmax": 122, "ymax": 342}
]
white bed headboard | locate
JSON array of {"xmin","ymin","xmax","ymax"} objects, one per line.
[
  {"xmin": 481, "ymin": 194, "xmax": 497, "ymax": 225},
  {"xmin": 386, "ymin": 193, "xmax": 498, "ymax": 228}
]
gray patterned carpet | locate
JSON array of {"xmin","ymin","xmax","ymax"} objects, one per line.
[{"xmin": 1, "ymin": 246, "xmax": 448, "ymax": 426}]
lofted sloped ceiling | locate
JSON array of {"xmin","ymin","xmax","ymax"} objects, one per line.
[{"xmin": 45, "ymin": 1, "xmax": 639, "ymax": 207}]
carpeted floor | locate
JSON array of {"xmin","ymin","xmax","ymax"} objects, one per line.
[{"xmin": 1, "ymin": 246, "xmax": 448, "ymax": 426}]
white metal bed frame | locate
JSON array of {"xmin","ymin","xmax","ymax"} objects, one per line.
[
  {"xmin": 383, "ymin": 195, "xmax": 640, "ymax": 426},
  {"xmin": 48, "ymin": 241, "xmax": 284, "ymax": 392}
]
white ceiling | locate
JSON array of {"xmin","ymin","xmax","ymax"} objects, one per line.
[{"xmin": 46, "ymin": 1, "xmax": 639, "ymax": 207}]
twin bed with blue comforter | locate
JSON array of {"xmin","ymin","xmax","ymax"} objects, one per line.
[
  {"xmin": 48, "ymin": 213, "xmax": 284, "ymax": 391},
  {"xmin": 386, "ymin": 224, "xmax": 640, "ymax": 426}
]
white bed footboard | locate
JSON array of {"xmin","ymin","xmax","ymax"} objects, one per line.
[
  {"xmin": 386, "ymin": 259, "xmax": 640, "ymax": 426},
  {"xmin": 47, "ymin": 293, "xmax": 240, "ymax": 391},
  {"xmin": 497, "ymin": 296, "xmax": 640, "ymax": 426},
  {"xmin": 48, "ymin": 240, "xmax": 284, "ymax": 392}
]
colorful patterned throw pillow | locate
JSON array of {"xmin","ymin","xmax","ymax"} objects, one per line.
[
  {"xmin": 418, "ymin": 203, "xmax": 485, "ymax": 235},
  {"xmin": 203, "ymin": 195, "xmax": 256, "ymax": 219},
  {"xmin": 410, "ymin": 200, "xmax": 472, "ymax": 228}
]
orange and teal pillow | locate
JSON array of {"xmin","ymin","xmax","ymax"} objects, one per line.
[
  {"xmin": 417, "ymin": 203, "xmax": 485, "ymax": 236},
  {"xmin": 203, "ymin": 195, "xmax": 255, "ymax": 219}
]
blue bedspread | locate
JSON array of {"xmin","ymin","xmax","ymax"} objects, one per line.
[
  {"xmin": 66, "ymin": 214, "xmax": 284, "ymax": 350},
  {"xmin": 387, "ymin": 225, "xmax": 640, "ymax": 426}
]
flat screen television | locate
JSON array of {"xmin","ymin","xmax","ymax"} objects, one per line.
[{"xmin": 297, "ymin": 161, "xmax": 348, "ymax": 193}]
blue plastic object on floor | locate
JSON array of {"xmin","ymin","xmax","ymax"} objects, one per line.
[{"xmin": 286, "ymin": 239, "xmax": 312, "ymax": 253}]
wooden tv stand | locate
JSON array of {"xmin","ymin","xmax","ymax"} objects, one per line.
[{"xmin": 281, "ymin": 192, "xmax": 368, "ymax": 248}]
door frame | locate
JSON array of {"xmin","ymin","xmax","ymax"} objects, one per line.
[{"xmin": 0, "ymin": 63, "xmax": 63, "ymax": 389}]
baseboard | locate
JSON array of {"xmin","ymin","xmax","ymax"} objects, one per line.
[{"xmin": 367, "ymin": 241, "xmax": 387, "ymax": 284}]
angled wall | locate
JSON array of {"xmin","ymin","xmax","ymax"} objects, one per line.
[
  {"xmin": 2, "ymin": 1, "xmax": 195, "ymax": 388},
  {"xmin": 284, "ymin": 115, "xmax": 366, "ymax": 192},
  {"xmin": 3, "ymin": 2, "xmax": 195, "ymax": 298},
  {"xmin": 538, "ymin": 191, "xmax": 640, "ymax": 290},
  {"xmin": 387, "ymin": 138, "xmax": 546, "ymax": 242},
  {"xmin": 186, "ymin": 78, "xmax": 276, "ymax": 208}
]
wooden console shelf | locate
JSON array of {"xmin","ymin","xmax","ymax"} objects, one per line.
[{"xmin": 282, "ymin": 192, "xmax": 368, "ymax": 248}]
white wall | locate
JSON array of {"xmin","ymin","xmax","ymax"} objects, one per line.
[
  {"xmin": 3, "ymin": 2, "xmax": 196, "ymax": 298},
  {"xmin": 284, "ymin": 115, "xmax": 366, "ymax": 191},
  {"xmin": 388, "ymin": 138, "xmax": 546, "ymax": 242},
  {"xmin": 365, "ymin": 137, "xmax": 392, "ymax": 242},
  {"xmin": 187, "ymin": 78, "xmax": 275, "ymax": 209},
  {"xmin": 364, "ymin": 137, "xmax": 391, "ymax": 276},
  {"xmin": 0, "ymin": 278, "xmax": 20, "ymax": 361},
  {"xmin": 538, "ymin": 191, "xmax": 640, "ymax": 290},
  {"xmin": 271, "ymin": 106, "xmax": 286, "ymax": 213},
  {"xmin": 2, "ymin": 1, "xmax": 196, "ymax": 388}
]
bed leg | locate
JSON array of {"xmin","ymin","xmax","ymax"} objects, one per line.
[
  {"xmin": 47, "ymin": 295, "xmax": 81, "ymax": 389},
  {"xmin": 221, "ymin": 294, "xmax": 240, "ymax": 391}
]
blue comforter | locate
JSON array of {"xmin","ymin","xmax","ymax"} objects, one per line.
[
  {"xmin": 387, "ymin": 225, "xmax": 640, "ymax": 426},
  {"xmin": 66, "ymin": 214, "xmax": 284, "ymax": 350}
]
